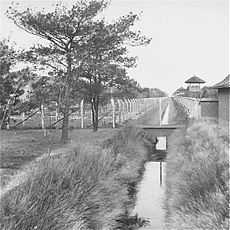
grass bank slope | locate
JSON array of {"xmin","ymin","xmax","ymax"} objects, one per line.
[
  {"xmin": 0, "ymin": 130, "xmax": 60, "ymax": 170},
  {"xmin": 0, "ymin": 129, "xmax": 117, "ymax": 170},
  {"xmin": 0, "ymin": 126, "xmax": 151, "ymax": 230},
  {"xmin": 0, "ymin": 129, "xmax": 117, "ymax": 187},
  {"xmin": 165, "ymin": 121, "xmax": 229, "ymax": 230},
  {"xmin": 169, "ymin": 97, "xmax": 189, "ymax": 124}
]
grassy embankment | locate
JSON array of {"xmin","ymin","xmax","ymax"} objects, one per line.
[
  {"xmin": 0, "ymin": 130, "xmax": 60, "ymax": 169},
  {"xmin": 0, "ymin": 129, "xmax": 120, "ymax": 184},
  {"xmin": 0, "ymin": 126, "xmax": 153, "ymax": 230},
  {"xmin": 0, "ymin": 129, "xmax": 60, "ymax": 187},
  {"xmin": 165, "ymin": 121, "xmax": 229, "ymax": 230},
  {"xmin": 168, "ymin": 97, "xmax": 189, "ymax": 124}
]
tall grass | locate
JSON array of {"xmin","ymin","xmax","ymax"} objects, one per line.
[
  {"xmin": 165, "ymin": 121, "xmax": 229, "ymax": 230},
  {"xmin": 171, "ymin": 97, "xmax": 189, "ymax": 124},
  {"xmin": 0, "ymin": 126, "xmax": 152, "ymax": 230}
]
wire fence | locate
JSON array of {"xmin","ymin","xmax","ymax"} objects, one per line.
[{"xmin": 9, "ymin": 97, "xmax": 169, "ymax": 130}]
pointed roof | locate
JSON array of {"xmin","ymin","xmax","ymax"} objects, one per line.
[
  {"xmin": 212, "ymin": 75, "xmax": 230, "ymax": 88},
  {"xmin": 185, "ymin": 75, "xmax": 205, "ymax": 84}
]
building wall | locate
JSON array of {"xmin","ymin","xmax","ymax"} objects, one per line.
[
  {"xmin": 218, "ymin": 88, "xmax": 230, "ymax": 127},
  {"xmin": 200, "ymin": 99, "xmax": 218, "ymax": 119},
  {"xmin": 188, "ymin": 84, "xmax": 200, "ymax": 92}
]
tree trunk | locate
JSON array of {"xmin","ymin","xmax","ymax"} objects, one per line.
[
  {"xmin": 1, "ymin": 100, "xmax": 10, "ymax": 129},
  {"xmin": 91, "ymin": 96, "xmax": 99, "ymax": 132},
  {"xmin": 61, "ymin": 53, "xmax": 72, "ymax": 143}
]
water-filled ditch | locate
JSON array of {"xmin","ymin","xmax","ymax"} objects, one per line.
[{"xmin": 133, "ymin": 137, "xmax": 166, "ymax": 229}]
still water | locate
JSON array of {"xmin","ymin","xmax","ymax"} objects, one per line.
[{"xmin": 133, "ymin": 162, "xmax": 166, "ymax": 229}]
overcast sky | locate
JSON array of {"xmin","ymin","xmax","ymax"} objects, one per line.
[{"xmin": 0, "ymin": 0, "xmax": 229, "ymax": 94}]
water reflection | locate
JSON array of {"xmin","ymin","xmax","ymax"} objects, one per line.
[
  {"xmin": 133, "ymin": 162, "xmax": 166, "ymax": 230},
  {"xmin": 156, "ymin": 136, "xmax": 167, "ymax": 150}
]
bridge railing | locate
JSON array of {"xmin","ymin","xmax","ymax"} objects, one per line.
[{"xmin": 173, "ymin": 96, "xmax": 201, "ymax": 119}]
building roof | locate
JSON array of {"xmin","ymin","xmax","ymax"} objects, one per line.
[
  {"xmin": 173, "ymin": 87, "xmax": 187, "ymax": 96},
  {"xmin": 175, "ymin": 87, "xmax": 186, "ymax": 92},
  {"xmin": 212, "ymin": 75, "xmax": 230, "ymax": 89},
  {"xmin": 185, "ymin": 75, "xmax": 206, "ymax": 84}
]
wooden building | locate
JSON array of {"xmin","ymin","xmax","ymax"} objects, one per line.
[
  {"xmin": 213, "ymin": 75, "xmax": 230, "ymax": 127},
  {"xmin": 185, "ymin": 75, "xmax": 205, "ymax": 92},
  {"xmin": 173, "ymin": 87, "xmax": 187, "ymax": 96}
]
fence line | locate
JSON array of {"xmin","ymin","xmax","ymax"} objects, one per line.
[{"xmin": 9, "ymin": 97, "xmax": 169, "ymax": 129}]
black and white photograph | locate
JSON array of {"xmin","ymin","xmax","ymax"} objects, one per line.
[{"xmin": 0, "ymin": 0, "xmax": 229, "ymax": 229}]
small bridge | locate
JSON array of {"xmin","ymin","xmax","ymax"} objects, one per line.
[
  {"xmin": 136, "ymin": 96, "xmax": 206, "ymax": 161},
  {"xmin": 140, "ymin": 124, "xmax": 184, "ymax": 139},
  {"xmin": 135, "ymin": 96, "xmax": 200, "ymax": 161},
  {"xmin": 139, "ymin": 124, "xmax": 184, "ymax": 161}
]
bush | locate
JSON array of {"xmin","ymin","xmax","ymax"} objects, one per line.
[
  {"xmin": 0, "ymin": 126, "xmax": 151, "ymax": 230},
  {"xmin": 165, "ymin": 121, "xmax": 229, "ymax": 230}
]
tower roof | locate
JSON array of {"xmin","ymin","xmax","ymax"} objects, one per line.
[
  {"xmin": 212, "ymin": 75, "xmax": 230, "ymax": 88},
  {"xmin": 185, "ymin": 75, "xmax": 205, "ymax": 84}
]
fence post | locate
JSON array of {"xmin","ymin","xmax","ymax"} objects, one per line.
[
  {"xmin": 133, "ymin": 99, "xmax": 136, "ymax": 114},
  {"xmin": 136, "ymin": 99, "xmax": 140, "ymax": 113},
  {"xmin": 121, "ymin": 100, "xmax": 125, "ymax": 122},
  {"xmin": 80, "ymin": 99, "xmax": 84, "ymax": 129},
  {"xmin": 131, "ymin": 99, "xmax": 134, "ymax": 113},
  {"xmin": 129, "ymin": 99, "xmax": 132, "ymax": 113},
  {"xmin": 55, "ymin": 102, "xmax": 58, "ymax": 129},
  {"xmin": 123, "ymin": 100, "xmax": 126, "ymax": 120},
  {"xmin": 126, "ymin": 99, "xmax": 129, "ymax": 119},
  {"xmin": 22, "ymin": 112, "xmax": 25, "ymax": 127},
  {"xmin": 132, "ymin": 99, "xmax": 135, "ymax": 113},
  {"xmin": 41, "ymin": 104, "xmax": 47, "ymax": 136},
  {"xmin": 111, "ymin": 97, "xmax": 116, "ymax": 128},
  {"xmin": 135, "ymin": 99, "xmax": 138, "ymax": 113},
  {"xmin": 128, "ymin": 99, "xmax": 132, "ymax": 113},
  {"xmin": 117, "ymin": 99, "xmax": 122, "ymax": 124}
]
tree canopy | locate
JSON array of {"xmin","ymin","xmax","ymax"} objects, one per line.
[{"xmin": 7, "ymin": 0, "xmax": 151, "ymax": 137}]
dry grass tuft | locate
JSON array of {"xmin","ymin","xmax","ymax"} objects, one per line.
[
  {"xmin": 165, "ymin": 120, "xmax": 229, "ymax": 230},
  {"xmin": 0, "ymin": 126, "xmax": 151, "ymax": 230}
]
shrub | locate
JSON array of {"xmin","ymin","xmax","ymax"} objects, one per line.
[
  {"xmin": 0, "ymin": 126, "xmax": 151, "ymax": 230},
  {"xmin": 165, "ymin": 121, "xmax": 229, "ymax": 230}
]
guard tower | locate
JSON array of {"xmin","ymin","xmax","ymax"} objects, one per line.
[{"xmin": 185, "ymin": 75, "xmax": 205, "ymax": 92}]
